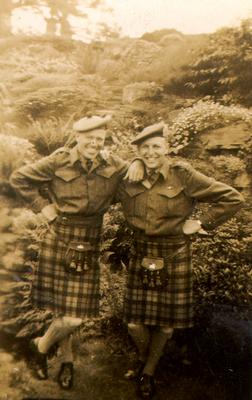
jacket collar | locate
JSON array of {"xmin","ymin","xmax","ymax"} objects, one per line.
[
  {"xmin": 143, "ymin": 157, "xmax": 171, "ymax": 181},
  {"xmin": 139, "ymin": 158, "xmax": 171, "ymax": 189},
  {"xmin": 69, "ymin": 146, "xmax": 117, "ymax": 177}
]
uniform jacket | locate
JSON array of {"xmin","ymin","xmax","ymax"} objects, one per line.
[
  {"xmin": 117, "ymin": 158, "xmax": 244, "ymax": 236},
  {"xmin": 10, "ymin": 146, "xmax": 127, "ymax": 216}
]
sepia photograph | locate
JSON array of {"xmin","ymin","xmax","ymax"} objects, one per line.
[{"xmin": 0, "ymin": 1, "xmax": 251, "ymax": 399}]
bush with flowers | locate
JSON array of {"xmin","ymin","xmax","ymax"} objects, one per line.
[{"xmin": 167, "ymin": 100, "xmax": 252, "ymax": 154}]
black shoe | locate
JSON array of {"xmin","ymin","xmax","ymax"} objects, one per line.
[
  {"xmin": 138, "ymin": 374, "xmax": 156, "ymax": 399},
  {"xmin": 124, "ymin": 360, "xmax": 145, "ymax": 380},
  {"xmin": 57, "ymin": 362, "xmax": 74, "ymax": 390},
  {"xmin": 29, "ymin": 339, "xmax": 48, "ymax": 380}
]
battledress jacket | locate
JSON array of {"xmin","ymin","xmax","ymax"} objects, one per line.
[
  {"xmin": 10, "ymin": 145, "xmax": 127, "ymax": 219},
  {"xmin": 117, "ymin": 158, "xmax": 245, "ymax": 236}
]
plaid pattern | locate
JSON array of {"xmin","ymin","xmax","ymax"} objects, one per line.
[
  {"xmin": 123, "ymin": 232, "xmax": 193, "ymax": 328},
  {"xmin": 32, "ymin": 221, "xmax": 101, "ymax": 318}
]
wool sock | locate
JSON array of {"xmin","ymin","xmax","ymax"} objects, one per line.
[
  {"xmin": 143, "ymin": 327, "xmax": 173, "ymax": 376},
  {"xmin": 58, "ymin": 335, "xmax": 74, "ymax": 363},
  {"xmin": 37, "ymin": 316, "xmax": 82, "ymax": 354},
  {"xmin": 128, "ymin": 323, "xmax": 150, "ymax": 363}
]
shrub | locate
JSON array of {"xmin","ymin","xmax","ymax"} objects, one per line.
[
  {"xmin": 209, "ymin": 156, "xmax": 246, "ymax": 182},
  {"xmin": 1, "ymin": 45, "xmax": 79, "ymax": 75},
  {"xmin": 193, "ymin": 218, "xmax": 252, "ymax": 312},
  {"xmin": 0, "ymin": 207, "xmax": 53, "ymax": 339},
  {"xmin": 14, "ymin": 85, "xmax": 100, "ymax": 123},
  {"xmin": 26, "ymin": 117, "xmax": 73, "ymax": 156},
  {"xmin": 170, "ymin": 19, "xmax": 252, "ymax": 106},
  {"xmin": 76, "ymin": 45, "xmax": 102, "ymax": 74},
  {"xmin": 167, "ymin": 100, "xmax": 252, "ymax": 154},
  {"xmin": 0, "ymin": 134, "xmax": 37, "ymax": 192}
]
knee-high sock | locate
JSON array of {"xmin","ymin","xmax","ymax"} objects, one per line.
[
  {"xmin": 143, "ymin": 327, "xmax": 173, "ymax": 376},
  {"xmin": 128, "ymin": 323, "xmax": 150, "ymax": 362},
  {"xmin": 58, "ymin": 335, "xmax": 74, "ymax": 363},
  {"xmin": 37, "ymin": 316, "xmax": 82, "ymax": 354}
]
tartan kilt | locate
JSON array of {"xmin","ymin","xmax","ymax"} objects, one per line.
[
  {"xmin": 31, "ymin": 220, "xmax": 101, "ymax": 318},
  {"xmin": 123, "ymin": 233, "xmax": 193, "ymax": 328}
]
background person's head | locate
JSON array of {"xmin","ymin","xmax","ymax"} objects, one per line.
[
  {"xmin": 73, "ymin": 115, "xmax": 111, "ymax": 160},
  {"xmin": 131, "ymin": 122, "xmax": 167, "ymax": 170}
]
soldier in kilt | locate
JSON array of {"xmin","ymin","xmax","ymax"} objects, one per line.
[
  {"xmin": 10, "ymin": 115, "xmax": 144, "ymax": 389},
  {"xmin": 118, "ymin": 122, "xmax": 244, "ymax": 399}
]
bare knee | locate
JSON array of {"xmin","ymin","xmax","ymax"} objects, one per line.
[
  {"xmin": 128, "ymin": 322, "xmax": 145, "ymax": 332},
  {"xmin": 159, "ymin": 326, "xmax": 174, "ymax": 338}
]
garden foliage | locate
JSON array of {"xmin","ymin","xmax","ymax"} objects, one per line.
[
  {"xmin": 0, "ymin": 134, "xmax": 38, "ymax": 192},
  {"xmin": 169, "ymin": 19, "xmax": 252, "ymax": 106},
  {"xmin": 168, "ymin": 100, "xmax": 252, "ymax": 154}
]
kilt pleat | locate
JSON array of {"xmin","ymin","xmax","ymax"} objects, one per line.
[
  {"xmin": 32, "ymin": 221, "xmax": 101, "ymax": 318},
  {"xmin": 123, "ymin": 234, "xmax": 193, "ymax": 328}
]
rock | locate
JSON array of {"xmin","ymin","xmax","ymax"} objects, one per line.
[
  {"xmin": 159, "ymin": 32, "xmax": 185, "ymax": 46},
  {"xmin": 122, "ymin": 82, "xmax": 163, "ymax": 104},
  {"xmin": 234, "ymin": 171, "xmax": 250, "ymax": 189},
  {"xmin": 201, "ymin": 123, "xmax": 250, "ymax": 154},
  {"xmin": 120, "ymin": 39, "xmax": 161, "ymax": 68}
]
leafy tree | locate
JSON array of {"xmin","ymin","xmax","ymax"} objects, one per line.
[
  {"xmin": 180, "ymin": 19, "xmax": 252, "ymax": 105},
  {"xmin": 1, "ymin": 0, "xmax": 116, "ymax": 39},
  {"xmin": 0, "ymin": 0, "xmax": 15, "ymax": 36}
]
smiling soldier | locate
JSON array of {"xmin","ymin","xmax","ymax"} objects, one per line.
[
  {"xmin": 117, "ymin": 122, "xmax": 244, "ymax": 399},
  {"xmin": 10, "ymin": 114, "xmax": 144, "ymax": 390}
]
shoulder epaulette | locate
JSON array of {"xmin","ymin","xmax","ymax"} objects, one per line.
[{"xmin": 171, "ymin": 160, "xmax": 192, "ymax": 170}]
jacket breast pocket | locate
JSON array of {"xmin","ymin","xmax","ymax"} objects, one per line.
[
  {"xmin": 53, "ymin": 169, "xmax": 82, "ymax": 196},
  {"xmin": 157, "ymin": 185, "xmax": 189, "ymax": 216},
  {"xmin": 123, "ymin": 185, "xmax": 145, "ymax": 217}
]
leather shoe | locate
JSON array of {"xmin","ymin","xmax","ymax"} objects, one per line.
[
  {"xmin": 29, "ymin": 339, "xmax": 48, "ymax": 380},
  {"xmin": 124, "ymin": 360, "xmax": 145, "ymax": 380},
  {"xmin": 138, "ymin": 374, "xmax": 156, "ymax": 399},
  {"xmin": 57, "ymin": 362, "xmax": 74, "ymax": 390}
]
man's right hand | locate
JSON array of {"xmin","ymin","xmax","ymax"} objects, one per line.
[{"xmin": 40, "ymin": 204, "xmax": 58, "ymax": 222}]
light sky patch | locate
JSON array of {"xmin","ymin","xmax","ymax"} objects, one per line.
[{"xmin": 11, "ymin": 0, "xmax": 252, "ymax": 40}]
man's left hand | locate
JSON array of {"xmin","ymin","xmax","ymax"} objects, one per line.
[{"xmin": 182, "ymin": 219, "xmax": 208, "ymax": 235}]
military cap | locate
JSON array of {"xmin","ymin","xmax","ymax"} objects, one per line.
[
  {"xmin": 73, "ymin": 115, "xmax": 111, "ymax": 132},
  {"xmin": 131, "ymin": 122, "xmax": 165, "ymax": 145}
]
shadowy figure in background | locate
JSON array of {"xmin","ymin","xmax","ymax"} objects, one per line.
[
  {"xmin": 117, "ymin": 122, "xmax": 244, "ymax": 399},
  {"xmin": 10, "ymin": 115, "xmax": 144, "ymax": 390}
]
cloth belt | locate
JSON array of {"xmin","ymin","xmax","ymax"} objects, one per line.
[
  {"xmin": 133, "ymin": 230, "xmax": 188, "ymax": 245},
  {"xmin": 56, "ymin": 213, "xmax": 103, "ymax": 227}
]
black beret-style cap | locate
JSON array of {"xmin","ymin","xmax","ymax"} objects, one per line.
[
  {"xmin": 131, "ymin": 122, "xmax": 165, "ymax": 145},
  {"xmin": 73, "ymin": 115, "xmax": 111, "ymax": 132}
]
